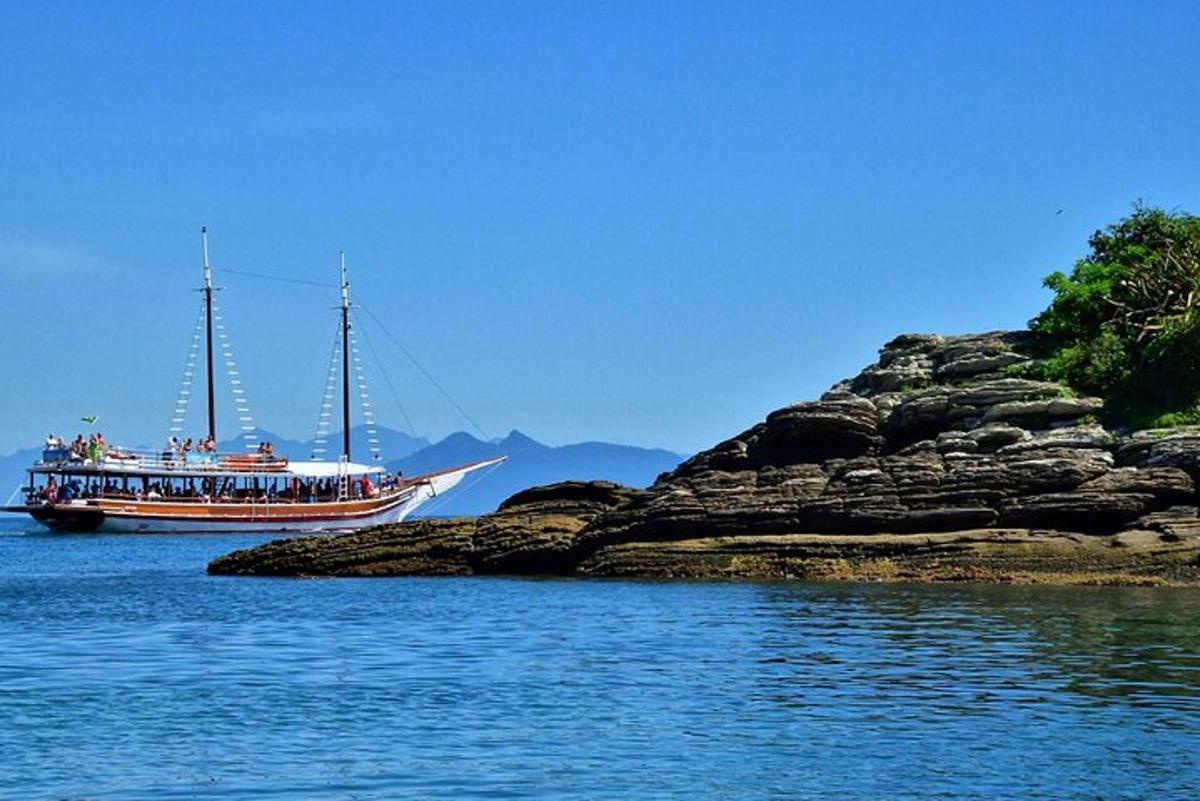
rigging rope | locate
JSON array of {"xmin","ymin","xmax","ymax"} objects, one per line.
[
  {"xmin": 352, "ymin": 309, "xmax": 417, "ymax": 441},
  {"xmin": 310, "ymin": 324, "xmax": 342, "ymax": 459},
  {"xmin": 212, "ymin": 302, "xmax": 260, "ymax": 451},
  {"xmin": 353, "ymin": 296, "xmax": 493, "ymax": 442},
  {"xmin": 220, "ymin": 267, "xmax": 338, "ymax": 289},
  {"xmin": 348, "ymin": 328, "xmax": 382, "ymax": 462},
  {"xmin": 167, "ymin": 299, "xmax": 206, "ymax": 439},
  {"xmin": 202, "ymin": 263, "xmax": 494, "ymax": 446}
]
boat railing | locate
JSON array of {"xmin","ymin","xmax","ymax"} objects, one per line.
[
  {"xmin": 37, "ymin": 446, "xmax": 290, "ymax": 473},
  {"xmin": 19, "ymin": 483, "xmax": 406, "ymax": 507}
]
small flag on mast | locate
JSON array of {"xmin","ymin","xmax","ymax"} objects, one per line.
[{"xmin": 81, "ymin": 415, "xmax": 98, "ymax": 425}]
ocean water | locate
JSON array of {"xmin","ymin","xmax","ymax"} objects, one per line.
[{"xmin": 1, "ymin": 516, "xmax": 1198, "ymax": 800}]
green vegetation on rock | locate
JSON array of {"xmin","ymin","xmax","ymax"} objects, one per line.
[{"xmin": 1030, "ymin": 205, "xmax": 1200, "ymax": 428}]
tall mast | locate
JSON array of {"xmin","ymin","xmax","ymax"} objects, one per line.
[
  {"xmin": 202, "ymin": 227, "xmax": 216, "ymax": 444},
  {"xmin": 340, "ymin": 251, "xmax": 351, "ymax": 462}
]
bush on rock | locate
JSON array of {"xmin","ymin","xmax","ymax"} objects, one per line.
[{"xmin": 1030, "ymin": 205, "xmax": 1200, "ymax": 428}]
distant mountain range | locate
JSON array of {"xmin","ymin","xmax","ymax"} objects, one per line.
[
  {"xmin": 0, "ymin": 427, "xmax": 683, "ymax": 517},
  {"xmin": 388, "ymin": 430, "xmax": 682, "ymax": 515},
  {"xmin": 0, "ymin": 446, "xmax": 40, "ymax": 506}
]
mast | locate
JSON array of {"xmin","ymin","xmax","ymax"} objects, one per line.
[
  {"xmin": 202, "ymin": 227, "xmax": 216, "ymax": 444},
  {"xmin": 340, "ymin": 252, "xmax": 351, "ymax": 462}
]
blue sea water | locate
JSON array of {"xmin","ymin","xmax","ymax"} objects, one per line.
[{"xmin": 1, "ymin": 516, "xmax": 1198, "ymax": 800}]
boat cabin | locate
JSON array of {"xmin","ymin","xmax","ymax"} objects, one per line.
[{"xmin": 23, "ymin": 446, "xmax": 393, "ymax": 507}]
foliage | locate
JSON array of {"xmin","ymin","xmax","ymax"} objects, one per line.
[
  {"xmin": 1030, "ymin": 205, "xmax": 1200, "ymax": 427},
  {"xmin": 1143, "ymin": 405, "xmax": 1200, "ymax": 429},
  {"xmin": 895, "ymin": 379, "xmax": 932, "ymax": 396},
  {"xmin": 1002, "ymin": 361, "xmax": 1043, "ymax": 380}
]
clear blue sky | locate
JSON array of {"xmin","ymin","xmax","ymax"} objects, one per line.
[{"xmin": 2, "ymin": 1, "xmax": 1198, "ymax": 457}]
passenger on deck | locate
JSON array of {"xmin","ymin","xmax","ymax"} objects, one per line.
[
  {"xmin": 70, "ymin": 435, "xmax": 86, "ymax": 461},
  {"xmin": 44, "ymin": 477, "xmax": 58, "ymax": 504}
]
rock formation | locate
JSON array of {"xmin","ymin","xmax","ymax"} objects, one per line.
[{"xmin": 210, "ymin": 332, "xmax": 1200, "ymax": 585}]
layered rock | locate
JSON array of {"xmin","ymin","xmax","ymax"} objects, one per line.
[
  {"xmin": 210, "ymin": 331, "xmax": 1200, "ymax": 585},
  {"xmin": 210, "ymin": 481, "xmax": 641, "ymax": 577}
]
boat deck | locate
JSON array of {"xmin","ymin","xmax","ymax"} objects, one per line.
[{"xmin": 29, "ymin": 446, "xmax": 382, "ymax": 479}]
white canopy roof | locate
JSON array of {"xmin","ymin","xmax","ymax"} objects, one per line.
[
  {"xmin": 288, "ymin": 460, "xmax": 384, "ymax": 478},
  {"xmin": 29, "ymin": 453, "xmax": 386, "ymax": 479}
]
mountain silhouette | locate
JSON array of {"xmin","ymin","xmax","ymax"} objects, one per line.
[{"xmin": 389, "ymin": 430, "xmax": 682, "ymax": 516}]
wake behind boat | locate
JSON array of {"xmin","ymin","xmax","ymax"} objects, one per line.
[{"xmin": 4, "ymin": 230, "xmax": 503, "ymax": 534}]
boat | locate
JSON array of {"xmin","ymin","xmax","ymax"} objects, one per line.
[{"xmin": 3, "ymin": 230, "xmax": 504, "ymax": 533}]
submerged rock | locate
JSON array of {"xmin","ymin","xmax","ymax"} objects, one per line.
[
  {"xmin": 209, "ymin": 331, "xmax": 1200, "ymax": 585},
  {"xmin": 211, "ymin": 518, "xmax": 479, "ymax": 577}
]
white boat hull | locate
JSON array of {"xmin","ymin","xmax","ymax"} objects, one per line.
[
  {"xmin": 17, "ymin": 458, "xmax": 501, "ymax": 535},
  {"xmin": 92, "ymin": 499, "xmax": 411, "ymax": 534}
]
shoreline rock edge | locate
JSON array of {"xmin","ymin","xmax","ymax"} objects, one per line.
[{"xmin": 209, "ymin": 332, "xmax": 1200, "ymax": 585}]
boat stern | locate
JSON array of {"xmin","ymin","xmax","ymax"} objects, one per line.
[{"xmin": 25, "ymin": 503, "xmax": 107, "ymax": 533}]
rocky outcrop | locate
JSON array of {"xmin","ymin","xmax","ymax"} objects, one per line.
[
  {"xmin": 210, "ymin": 481, "xmax": 642, "ymax": 577},
  {"xmin": 209, "ymin": 331, "xmax": 1200, "ymax": 585},
  {"xmin": 473, "ymin": 481, "xmax": 646, "ymax": 574}
]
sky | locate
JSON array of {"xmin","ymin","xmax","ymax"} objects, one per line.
[{"xmin": 2, "ymin": 1, "xmax": 1199, "ymax": 457}]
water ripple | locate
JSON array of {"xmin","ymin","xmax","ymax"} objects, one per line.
[{"xmin": 0, "ymin": 522, "xmax": 1198, "ymax": 799}]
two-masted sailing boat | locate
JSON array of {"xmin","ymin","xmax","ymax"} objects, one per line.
[{"xmin": 5, "ymin": 230, "xmax": 503, "ymax": 533}]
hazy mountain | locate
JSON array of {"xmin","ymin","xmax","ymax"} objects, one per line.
[
  {"xmin": 389, "ymin": 430, "xmax": 683, "ymax": 516},
  {"xmin": 0, "ymin": 446, "xmax": 41, "ymax": 505}
]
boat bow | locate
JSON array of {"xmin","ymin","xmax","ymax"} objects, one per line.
[{"xmin": 410, "ymin": 456, "xmax": 506, "ymax": 498}]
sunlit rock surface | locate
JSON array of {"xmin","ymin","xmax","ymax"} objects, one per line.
[{"xmin": 210, "ymin": 332, "xmax": 1200, "ymax": 585}]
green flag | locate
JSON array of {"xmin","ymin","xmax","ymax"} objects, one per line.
[{"xmin": 81, "ymin": 415, "xmax": 98, "ymax": 425}]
